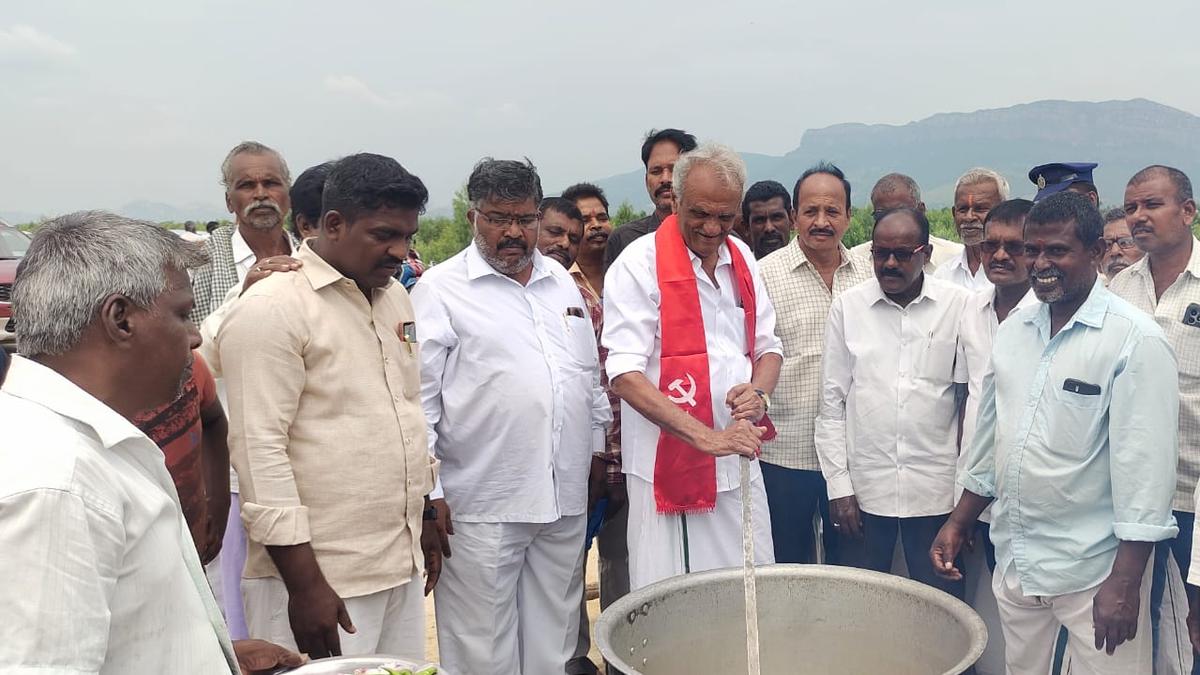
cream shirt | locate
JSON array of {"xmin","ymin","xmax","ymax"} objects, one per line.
[
  {"xmin": 815, "ymin": 276, "xmax": 970, "ymax": 517},
  {"xmin": 218, "ymin": 241, "xmax": 436, "ymax": 599},
  {"xmin": 0, "ymin": 357, "xmax": 237, "ymax": 674}
]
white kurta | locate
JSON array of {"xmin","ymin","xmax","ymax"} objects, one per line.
[{"xmin": 603, "ymin": 232, "xmax": 782, "ymax": 588}]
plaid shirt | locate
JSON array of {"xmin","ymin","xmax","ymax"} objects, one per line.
[
  {"xmin": 758, "ymin": 242, "xmax": 872, "ymax": 470},
  {"xmin": 1108, "ymin": 237, "xmax": 1200, "ymax": 512},
  {"xmin": 571, "ymin": 264, "xmax": 623, "ymax": 485}
]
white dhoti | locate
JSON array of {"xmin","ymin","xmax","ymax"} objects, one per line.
[
  {"xmin": 242, "ymin": 573, "xmax": 425, "ymax": 662},
  {"xmin": 626, "ymin": 472, "xmax": 774, "ymax": 591},
  {"xmin": 993, "ymin": 561, "xmax": 1152, "ymax": 675},
  {"xmin": 434, "ymin": 514, "xmax": 587, "ymax": 675}
]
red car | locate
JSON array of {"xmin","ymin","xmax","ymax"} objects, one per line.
[{"xmin": 0, "ymin": 221, "xmax": 31, "ymax": 350}]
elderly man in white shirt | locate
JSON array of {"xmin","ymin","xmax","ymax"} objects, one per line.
[
  {"xmin": 934, "ymin": 168, "xmax": 1011, "ymax": 292},
  {"xmin": 412, "ymin": 158, "xmax": 611, "ymax": 675},
  {"xmin": 816, "ymin": 207, "xmax": 970, "ymax": 599},
  {"xmin": 0, "ymin": 211, "xmax": 301, "ymax": 675},
  {"xmin": 604, "ymin": 143, "xmax": 783, "ymax": 591}
]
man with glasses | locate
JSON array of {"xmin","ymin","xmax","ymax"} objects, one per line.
[
  {"xmin": 935, "ymin": 168, "xmax": 1011, "ymax": 291},
  {"xmin": 816, "ymin": 207, "xmax": 970, "ymax": 598},
  {"xmin": 1101, "ymin": 207, "xmax": 1144, "ymax": 281},
  {"xmin": 411, "ymin": 158, "xmax": 611, "ymax": 674},
  {"xmin": 1108, "ymin": 166, "xmax": 1200, "ymax": 669}
]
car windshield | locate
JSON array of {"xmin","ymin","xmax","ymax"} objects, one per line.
[{"xmin": 0, "ymin": 227, "xmax": 30, "ymax": 258}]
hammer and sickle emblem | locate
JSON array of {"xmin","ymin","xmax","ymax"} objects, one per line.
[{"xmin": 667, "ymin": 373, "xmax": 698, "ymax": 408}]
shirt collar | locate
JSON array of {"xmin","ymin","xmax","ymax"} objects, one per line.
[
  {"xmin": 230, "ymin": 227, "xmax": 254, "ymax": 266},
  {"xmin": 787, "ymin": 240, "xmax": 854, "ymax": 272},
  {"xmin": 867, "ymin": 273, "xmax": 939, "ymax": 308},
  {"xmin": 1, "ymin": 356, "xmax": 147, "ymax": 450},
  {"xmin": 294, "ymin": 240, "xmax": 396, "ymax": 295},
  {"xmin": 1025, "ymin": 278, "xmax": 1110, "ymax": 332},
  {"xmin": 1185, "ymin": 236, "xmax": 1200, "ymax": 278},
  {"xmin": 465, "ymin": 242, "xmax": 553, "ymax": 284}
]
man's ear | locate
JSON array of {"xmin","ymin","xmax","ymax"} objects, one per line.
[
  {"xmin": 98, "ymin": 294, "xmax": 138, "ymax": 347},
  {"xmin": 323, "ymin": 210, "xmax": 346, "ymax": 240}
]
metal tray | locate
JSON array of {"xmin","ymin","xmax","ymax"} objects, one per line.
[{"xmin": 272, "ymin": 655, "xmax": 439, "ymax": 674}]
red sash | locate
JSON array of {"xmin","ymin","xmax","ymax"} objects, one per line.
[{"xmin": 653, "ymin": 216, "xmax": 775, "ymax": 515}]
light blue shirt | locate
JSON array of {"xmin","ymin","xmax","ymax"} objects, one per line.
[{"xmin": 961, "ymin": 281, "xmax": 1179, "ymax": 596}]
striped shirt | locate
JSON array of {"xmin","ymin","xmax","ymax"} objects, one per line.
[
  {"xmin": 757, "ymin": 242, "xmax": 872, "ymax": 471},
  {"xmin": 1108, "ymin": 237, "xmax": 1200, "ymax": 512}
]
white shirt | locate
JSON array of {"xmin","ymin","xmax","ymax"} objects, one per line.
[
  {"xmin": 956, "ymin": 287, "xmax": 1038, "ymax": 520},
  {"xmin": 815, "ymin": 276, "xmax": 970, "ymax": 517},
  {"xmin": 230, "ymin": 226, "xmax": 257, "ymax": 280},
  {"xmin": 602, "ymin": 232, "xmax": 783, "ymax": 492},
  {"xmin": 411, "ymin": 245, "xmax": 610, "ymax": 523},
  {"xmin": 934, "ymin": 248, "xmax": 993, "ymax": 292},
  {"xmin": 0, "ymin": 357, "xmax": 237, "ymax": 674}
]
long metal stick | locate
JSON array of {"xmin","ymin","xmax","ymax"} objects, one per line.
[{"xmin": 741, "ymin": 456, "xmax": 761, "ymax": 675}]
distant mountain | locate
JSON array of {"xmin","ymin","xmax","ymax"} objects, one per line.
[{"xmin": 588, "ymin": 98, "xmax": 1200, "ymax": 209}]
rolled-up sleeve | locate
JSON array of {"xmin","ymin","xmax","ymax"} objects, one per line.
[
  {"xmin": 602, "ymin": 253, "xmax": 658, "ymax": 380},
  {"xmin": 410, "ymin": 281, "xmax": 457, "ymax": 500},
  {"xmin": 813, "ymin": 296, "xmax": 854, "ymax": 500},
  {"xmin": 0, "ymin": 488, "xmax": 121, "ymax": 672},
  {"xmin": 959, "ymin": 368, "xmax": 999, "ymax": 499},
  {"xmin": 218, "ymin": 292, "xmax": 311, "ymax": 546},
  {"xmin": 1110, "ymin": 332, "xmax": 1180, "ymax": 542}
]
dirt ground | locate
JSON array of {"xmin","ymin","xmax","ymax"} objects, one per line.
[{"xmin": 424, "ymin": 548, "xmax": 604, "ymax": 668}]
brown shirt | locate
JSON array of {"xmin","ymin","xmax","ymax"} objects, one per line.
[{"xmin": 217, "ymin": 241, "xmax": 436, "ymax": 598}]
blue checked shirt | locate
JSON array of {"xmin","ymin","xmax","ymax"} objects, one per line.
[{"xmin": 960, "ymin": 281, "xmax": 1179, "ymax": 596}]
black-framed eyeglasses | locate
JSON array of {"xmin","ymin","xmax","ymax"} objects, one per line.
[
  {"xmin": 1103, "ymin": 236, "xmax": 1138, "ymax": 251},
  {"xmin": 478, "ymin": 211, "xmax": 540, "ymax": 230},
  {"xmin": 870, "ymin": 245, "xmax": 925, "ymax": 263},
  {"xmin": 979, "ymin": 240, "xmax": 1026, "ymax": 257}
]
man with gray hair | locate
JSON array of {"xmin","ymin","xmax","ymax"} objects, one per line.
[
  {"xmin": 190, "ymin": 140, "xmax": 299, "ymax": 323},
  {"xmin": 411, "ymin": 158, "xmax": 611, "ymax": 674},
  {"xmin": 934, "ymin": 168, "xmax": 1011, "ymax": 291},
  {"xmin": 603, "ymin": 142, "xmax": 782, "ymax": 590},
  {"xmin": 0, "ymin": 212, "xmax": 302, "ymax": 674},
  {"xmin": 850, "ymin": 172, "xmax": 964, "ymax": 270}
]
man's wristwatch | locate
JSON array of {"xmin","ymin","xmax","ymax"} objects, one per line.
[
  {"xmin": 423, "ymin": 505, "xmax": 439, "ymax": 521},
  {"xmin": 754, "ymin": 388, "xmax": 771, "ymax": 412}
]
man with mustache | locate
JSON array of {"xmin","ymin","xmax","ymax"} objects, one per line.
[
  {"xmin": 603, "ymin": 143, "xmax": 782, "ymax": 590},
  {"xmin": 816, "ymin": 207, "xmax": 970, "ymax": 598},
  {"xmin": 562, "ymin": 182, "xmax": 612, "ymax": 299},
  {"xmin": 0, "ymin": 211, "xmax": 303, "ymax": 674},
  {"xmin": 1107, "ymin": 167, "xmax": 1200, "ymax": 664},
  {"xmin": 191, "ymin": 141, "xmax": 299, "ymax": 323},
  {"xmin": 217, "ymin": 154, "xmax": 440, "ymax": 662},
  {"xmin": 933, "ymin": 191, "xmax": 1179, "ymax": 674},
  {"xmin": 411, "ymin": 158, "xmax": 611, "ymax": 674},
  {"xmin": 603, "ymin": 128, "xmax": 698, "ymax": 269},
  {"xmin": 934, "ymin": 168, "xmax": 1011, "ymax": 291},
  {"xmin": 850, "ymin": 173, "xmax": 964, "ymax": 270},
  {"xmin": 536, "ymin": 196, "xmax": 584, "ymax": 270},
  {"xmin": 741, "ymin": 180, "xmax": 791, "ymax": 259},
  {"xmin": 1101, "ymin": 207, "xmax": 1144, "ymax": 281},
  {"xmin": 758, "ymin": 163, "xmax": 871, "ymax": 565}
]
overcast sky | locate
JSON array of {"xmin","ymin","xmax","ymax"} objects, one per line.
[{"xmin": 3, "ymin": 0, "xmax": 1200, "ymax": 217}]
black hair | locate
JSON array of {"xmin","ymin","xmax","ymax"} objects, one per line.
[
  {"xmin": 205, "ymin": 221, "xmax": 219, "ymax": 233},
  {"xmin": 290, "ymin": 161, "xmax": 335, "ymax": 232},
  {"xmin": 793, "ymin": 161, "xmax": 852, "ymax": 211},
  {"xmin": 467, "ymin": 157, "xmax": 543, "ymax": 206},
  {"xmin": 741, "ymin": 180, "xmax": 792, "ymax": 224},
  {"xmin": 1128, "ymin": 165, "xmax": 1194, "ymax": 203},
  {"xmin": 640, "ymin": 128, "xmax": 698, "ymax": 167},
  {"xmin": 538, "ymin": 197, "xmax": 583, "ymax": 223},
  {"xmin": 873, "ymin": 207, "xmax": 930, "ymax": 245},
  {"xmin": 1026, "ymin": 191, "xmax": 1104, "ymax": 246},
  {"xmin": 984, "ymin": 198, "xmax": 1035, "ymax": 231},
  {"xmin": 560, "ymin": 182, "xmax": 609, "ymax": 211},
  {"xmin": 321, "ymin": 153, "xmax": 429, "ymax": 223}
]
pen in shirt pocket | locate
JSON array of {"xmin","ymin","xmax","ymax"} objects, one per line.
[{"xmin": 399, "ymin": 321, "xmax": 416, "ymax": 354}]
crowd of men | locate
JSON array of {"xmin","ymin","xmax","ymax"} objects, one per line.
[{"xmin": 0, "ymin": 127, "xmax": 1197, "ymax": 675}]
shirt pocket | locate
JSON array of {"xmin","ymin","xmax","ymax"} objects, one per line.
[
  {"xmin": 1045, "ymin": 382, "xmax": 1106, "ymax": 458},
  {"xmin": 917, "ymin": 338, "xmax": 959, "ymax": 383}
]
